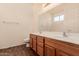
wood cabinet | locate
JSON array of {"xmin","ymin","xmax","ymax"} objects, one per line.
[
  {"xmin": 32, "ymin": 39, "xmax": 37, "ymax": 52},
  {"xmin": 45, "ymin": 44, "xmax": 55, "ymax": 56},
  {"xmin": 45, "ymin": 37, "xmax": 79, "ymax": 56},
  {"xmin": 30, "ymin": 34, "xmax": 37, "ymax": 52},
  {"xmin": 37, "ymin": 36, "xmax": 44, "ymax": 56},
  {"xmin": 56, "ymin": 49, "xmax": 69, "ymax": 56},
  {"xmin": 30, "ymin": 34, "xmax": 79, "ymax": 56},
  {"xmin": 30, "ymin": 35, "xmax": 32, "ymax": 48},
  {"xmin": 37, "ymin": 45, "xmax": 43, "ymax": 56}
]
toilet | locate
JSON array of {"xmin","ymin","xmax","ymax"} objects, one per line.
[{"xmin": 24, "ymin": 38, "xmax": 30, "ymax": 47}]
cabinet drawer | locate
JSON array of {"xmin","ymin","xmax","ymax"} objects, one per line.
[
  {"xmin": 30, "ymin": 38, "xmax": 33, "ymax": 48},
  {"xmin": 37, "ymin": 36, "xmax": 44, "ymax": 42},
  {"xmin": 45, "ymin": 37, "xmax": 56, "ymax": 47},
  {"xmin": 30, "ymin": 38, "xmax": 32, "ymax": 43},
  {"xmin": 33, "ymin": 39, "xmax": 37, "ymax": 52},
  {"xmin": 30, "ymin": 43, "xmax": 32, "ymax": 48},
  {"xmin": 37, "ymin": 41, "xmax": 43, "ymax": 47},
  {"xmin": 45, "ymin": 37, "xmax": 55, "ymax": 44},
  {"xmin": 37, "ymin": 45, "xmax": 44, "ymax": 56},
  {"xmin": 30, "ymin": 34, "xmax": 36, "ymax": 39},
  {"xmin": 45, "ymin": 44, "xmax": 55, "ymax": 56}
]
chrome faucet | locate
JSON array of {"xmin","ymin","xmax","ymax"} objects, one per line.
[
  {"xmin": 63, "ymin": 32, "xmax": 68, "ymax": 37},
  {"xmin": 62, "ymin": 29, "xmax": 71, "ymax": 37}
]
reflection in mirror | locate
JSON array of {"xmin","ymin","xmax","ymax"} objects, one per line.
[{"xmin": 39, "ymin": 3, "xmax": 79, "ymax": 33}]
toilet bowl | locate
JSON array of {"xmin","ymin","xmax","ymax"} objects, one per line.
[{"xmin": 24, "ymin": 38, "xmax": 30, "ymax": 47}]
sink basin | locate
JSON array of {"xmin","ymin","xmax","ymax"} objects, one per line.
[
  {"xmin": 54, "ymin": 35, "xmax": 64, "ymax": 38},
  {"xmin": 55, "ymin": 36, "xmax": 63, "ymax": 38}
]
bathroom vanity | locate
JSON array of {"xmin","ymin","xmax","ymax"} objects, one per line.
[{"xmin": 30, "ymin": 32, "xmax": 79, "ymax": 56}]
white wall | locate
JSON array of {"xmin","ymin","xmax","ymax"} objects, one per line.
[{"xmin": 0, "ymin": 3, "xmax": 38, "ymax": 49}]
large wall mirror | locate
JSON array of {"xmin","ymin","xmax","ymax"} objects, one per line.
[{"xmin": 39, "ymin": 3, "xmax": 79, "ymax": 33}]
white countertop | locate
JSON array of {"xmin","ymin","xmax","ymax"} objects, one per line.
[{"xmin": 32, "ymin": 32, "xmax": 79, "ymax": 45}]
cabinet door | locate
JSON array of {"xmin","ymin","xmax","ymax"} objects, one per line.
[
  {"xmin": 45, "ymin": 44, "xmax": 55, "ymax": 56},
  {"xmin": 56, "ymin": 49, "xmax": 69, "ymax": 56},
  {"xmin": 30, "ymin": 37, "xmax": 33, "ymax": 48},
  {"xmin": 30, "ymin": 34, "xmax": 37, "ymax": 52},
  {"xmin": 37, "ymin": 45, "xmax": 44, "ymax": 56},
  {"xmin": 32, "ymin": 39, "xmax": 37, "ymax": 52},
  {"xmin": 37, "ymin": 36, "xmax": 44, "ymax": 43}
]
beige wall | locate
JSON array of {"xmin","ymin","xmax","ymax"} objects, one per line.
[
  {"xmin": 32, "ymin": 4, "xmax": 42, "ymax": 32},
  {"xmin": 0, "ymin": 3, "xmax": 38, "ymax": 49}
]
